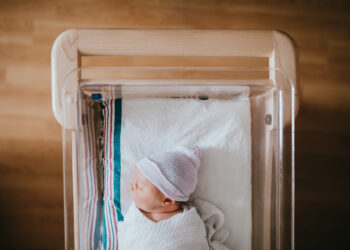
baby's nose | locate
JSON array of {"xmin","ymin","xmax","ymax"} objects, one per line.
[{"xmin": 130, "ymin": 182, "xmax": 137, "ymax": 191}]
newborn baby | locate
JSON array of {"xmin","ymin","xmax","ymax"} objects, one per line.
[{"xmin": 117, "ymin": 145, "xmax": 209, "ymax": 250}]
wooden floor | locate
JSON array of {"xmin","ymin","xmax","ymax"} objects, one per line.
[{"xmin": 0, "ymin": 0, "xmax": 349, "ymax": 249}]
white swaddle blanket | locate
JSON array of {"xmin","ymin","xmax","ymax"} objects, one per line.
[
  {"xmin": 193, "ymin": 199, "xmax": 230, "ymax": 250},
  {"xmin": 118, "ymin": 202, "xmax": 209, "ymax": 250}
]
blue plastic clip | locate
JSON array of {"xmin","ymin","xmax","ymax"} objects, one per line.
[{"xmin": 91, "ymin": 93, "xmax": 102, "ymax": 100}]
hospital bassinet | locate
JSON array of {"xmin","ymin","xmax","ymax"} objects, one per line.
[{"xmin": 51, "ymin": 29, "xmax": 299, "ymax": 250}]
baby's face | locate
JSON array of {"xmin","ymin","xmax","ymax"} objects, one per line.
[{"xmin": 130, "ymin": 168, "xmax": 166, "ymax": 212}]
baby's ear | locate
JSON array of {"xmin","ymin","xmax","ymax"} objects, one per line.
[{"xmin": 162, "ymin": 197, "xmax": 176, "ymax": 206}]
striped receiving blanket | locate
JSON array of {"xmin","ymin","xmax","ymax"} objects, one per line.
[
  {"xmin": 78, "ymin": 96, "xmax": 123, "ymax": 250},
  {"xmin": 77, "ymin": 93, "xmax": 252, "ymax": 250}
]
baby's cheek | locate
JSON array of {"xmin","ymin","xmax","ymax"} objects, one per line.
[
  {"xmin": 138, "ymin": 190, "xmax": 150, "ymax": 201},
  {"xmin": 131, "ymin": 189, "xmax": 140, "ymax": 202},
  {"xmin": 143, "ymin": 189, "xmax": 153, "ymax": 200},
  {"xmin": 130, "ymin": 189, "xmax": 136, "ymax": 200},
  {"xmin": 132, "ymin": 189, "xmax": 143, "ymax": 202}
]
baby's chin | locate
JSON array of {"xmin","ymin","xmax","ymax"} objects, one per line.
[
  {"xmin": 131, "ymin": 190, "xmax": 158, "ymax": 212},
  {"xmin": 132, "ymin": 195, "xmax": 148, "ymax": 211},
  {"xmin": 133, "ymin": 198, "xmax": 156, "ymax": 213},
  {"xmin": 134, "ymin": 200, "xmax": 151, "ymax": 212}
]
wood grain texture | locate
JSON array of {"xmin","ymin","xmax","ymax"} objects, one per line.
[{"xmin": 0, "ymin": 0, "xmax": 349, "ymax": 249}]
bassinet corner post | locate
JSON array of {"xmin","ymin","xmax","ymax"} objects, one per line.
[
  {"xmin": 271, "ymin": 30, "xmax": 298, "ymax": 250},
  {"xmin": 52, "ymin": 29, "xmax": 80, "ymax": 250}
]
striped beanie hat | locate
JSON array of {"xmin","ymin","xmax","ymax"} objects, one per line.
[{"xmin": 137, "ymin": 145, "xmax": 201, "ymax": 202}]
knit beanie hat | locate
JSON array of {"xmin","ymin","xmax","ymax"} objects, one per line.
[{"xmin": 136, "ymin": 145, "xmax": 201, "ymax": 202}]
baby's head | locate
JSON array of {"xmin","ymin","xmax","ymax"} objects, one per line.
[{"xmin": 130, "ymin": 145, "xmax": 201, "ymax": 213}]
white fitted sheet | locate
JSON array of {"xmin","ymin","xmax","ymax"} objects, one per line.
[{"xmin": 120, "ymin": 97, "xmax": 252, "ymax": 250}]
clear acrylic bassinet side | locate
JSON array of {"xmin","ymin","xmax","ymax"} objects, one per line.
[
  {"xmin": 61, "ymin": 71, "xmax": 80, "ymax": 250},
  {"xmin": 61, "ymin": 66, "xmax": 296, "ymax": 250},
  {"xmin": 249, "ymin": 69, "xmax": 295, "ymax": 250}
]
